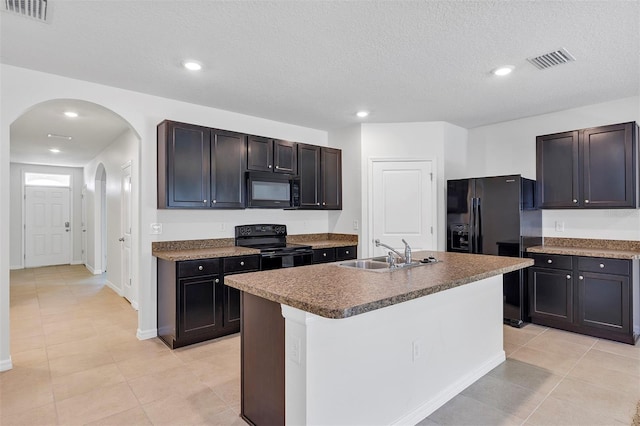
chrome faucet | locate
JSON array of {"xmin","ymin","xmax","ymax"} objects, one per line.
[{"xmin": 375, "ymin": 239, "xmax": 412, "ymax": 266}]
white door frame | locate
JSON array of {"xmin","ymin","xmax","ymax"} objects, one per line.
[
  {"xmin": 365, "ymin": 158, "xmax": 438, "ymax": 258},
  {"xmin": 120, "ymin": 161, "xmax": 136, "ymax": 309}
]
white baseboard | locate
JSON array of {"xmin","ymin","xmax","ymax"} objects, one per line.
[
  {"xmin": 137, "ymin": 328, "xmax": 157, "ymax": 340},
  {"xmin": 70, "ymin": 260, "xmax": 83, "ymax": 265},
  {"xmin": 392, "ymin": 351, "xmax": 506, "ymax": 426},
  {"xmin": 105, "ymin": 280, "xmax": 123, "ymax": 297},
  {"xmin": 10, "ymin": 265, "xmax": 23, "ymax": 270},
  {"xmin": 130, "ymin": 301, "xmax": 139, "ymax": 311},
  {"xmin": 0, "ymin": 357, "xmax": 13, "ymax": 372}
]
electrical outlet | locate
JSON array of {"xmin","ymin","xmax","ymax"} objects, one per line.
[
  {"xmin": 353, "ymin": 219, "xmax": 359, "ymax": 230},
  {"xmin": 555, "ymin": 221, "xmax": 565, "ymax": 232},
  {"xmin": 412, "ymin": 340, "xmax": 422, "ymax": 362},
  {"xmin": 219, "ymin": 222, "xmax": 226, "ymax": 231},
  {"xmin": 150, "ymin": 223, "xmax": 162, "ymax": 234}
]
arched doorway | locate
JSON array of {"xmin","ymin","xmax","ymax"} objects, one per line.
[{"xmin": 8, "ymin": 98, "xmax": 141, "ymax": 306}]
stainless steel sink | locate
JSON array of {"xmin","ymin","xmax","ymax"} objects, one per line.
[
  {"xmin": 337, "ymin": 258, "xmax": 436, "ymax": 272},
  {"xmin": 338, "ymin": 260, "xmax": 390, "ymax": 270}
]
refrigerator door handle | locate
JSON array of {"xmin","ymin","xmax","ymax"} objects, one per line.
[
  {"xmin": 476, "ymin": 197, "xmax": 482, "ymax": 254},
  {"xmin": 471, "ymin": 197, "xmax": 477, "ymax": 253}
]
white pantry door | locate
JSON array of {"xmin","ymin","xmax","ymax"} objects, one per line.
[
  {"xmin": 120, "ymin": 163, "xmax": 134, "ymax": 305},
  {"xmin": 371, "ymin": 160, "xmax": 435, "ymax": 257},
  {"xmin": 25, "ymin": 186, "xmax": 71, "ymax": 267}
]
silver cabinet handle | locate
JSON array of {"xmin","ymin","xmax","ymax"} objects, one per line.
[
  {"xmin": 204, "ymin": 199, "xmax": 207, "ymax": 203},
  {"xmin": 275, "ymin": 166, "xmax": 280, "ymax": 169},
  {"xmin": 323, "ymin": 202, "xmax": 326, "ymax": 206},
  {"xmin": 215, "ymin": 278, "xmax": 219, "ymax": 283},
  {"xmin": 579, "ymin": 276, "xmax": 584, "ymax": 280},
  {"xmin": 599, "ymin": 263, "xmax": 605, "ymax": 269},
  {"xmin": 212, "ymin": 200, "xmax": 217, "ymax": 204},
  {"xmin": 346, "ymin": 251, "xmax": 349, "ymax": 254},
  {"xmin": 240, "ymin": 261, "xmax": 245, "ymax": 266},
  {"xmin": 566, "ymin": 275, "xmax": 571, "ymax": 279},
  {"xmin": 547, "ymin": 259, "xmax": 553, "ymax": 264},
  {"xmin": 323, "ymin": 253, "xmax": 327, "ymax": 257},
  {"xmin": 572, "ymin": 199, "xmax": 578, "ymax": 203},
  {"xmin": 316, "ymin": 203, "xmax": 320, "ymax": 206},
  {"xmin": 585, "ymin": 199, "xmax": 590, "ymax": 204},
  {"xmin": 198, "ymin": 266, "xmax": 203, "ymax": 271},
  {"xmin": 268, "ymin": 165, "xmax": 272, "ymax": 168}
]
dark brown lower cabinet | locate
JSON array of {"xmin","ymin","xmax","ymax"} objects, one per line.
[
  {"xmin": 241, "ymin": 292, "xmax": 285, "ymax": 426},
  {"xmin": 157, "ymin": 255, "xmax": 259, "ymax": 349},
  {"xmin": 528, "ymin": 254, "xmax": 636, "ymax": 344},
  {"xmin": 312, "ymin": 245, "xmax": 357, "ymax": 264}
]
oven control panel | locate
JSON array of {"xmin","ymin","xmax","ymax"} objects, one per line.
[{"xmin": 235, "ymin": 224, "xmax": 287, "ymax": 237}]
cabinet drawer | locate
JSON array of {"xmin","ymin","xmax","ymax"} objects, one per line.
[
  {"xmin": 178, "ymin": 259, "xmax": 220, "ymax": 278},
  {"xmin": 223, "ymin": 255, "xmax": 261, "ymax": 274},
  {"xmin": 530, "ymin": 253, "xmax": 572, "ymax": 270},
  {"xmin": 336, "ymin": 246, "xmax": 357, "ymax": 261},
  {"xmin": 578, "ymin": 257, "xmax": 630, "ymax": 275},
  {"xmin": 313, "ymin": 248, "xmax": 336, "ymax": 263}
]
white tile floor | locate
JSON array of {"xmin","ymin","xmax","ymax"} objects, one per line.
[{"xmin": 2, "ymin": 265, "xmax": 639, "ymax": 425}]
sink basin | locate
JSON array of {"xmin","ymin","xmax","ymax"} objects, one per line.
[
  {"xmin": 370, "ymin": 256, "xmax": 389, "ymax": 263},
  {"xmin": 338, "ymin": 260, "xmax": 390, "ymax": 270}
]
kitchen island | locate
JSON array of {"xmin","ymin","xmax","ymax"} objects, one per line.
[{"xmin": 225, "ymin": 250, "xmax": 533, "ymax": 425}]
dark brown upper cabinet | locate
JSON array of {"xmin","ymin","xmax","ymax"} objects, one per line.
[
  {"xmin": 247, "ymin": 136, "xmax": 297, "ymax": 175},
  {"xmin": 297, "ymin": 144, "xmax": 342, "ymax": 210},
  {"xmin": 537, "ymin": 122, "xmax": 638, "ymax": 209},
  {"xmin": 158, "ymin": 120, "xmax": 246, "ymax": 209}
]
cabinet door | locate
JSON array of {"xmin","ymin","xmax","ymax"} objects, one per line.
[
  {"xmin": 211, "ymin": 129, "xmax": 247, "ymax": 208},
  {"xmin": 223, "ymin": 281, "xmax": 241, "ymax": 332},
  {"xmin": 529, "ymin": 267, "xmax": 573, "ymax": 323},
  {"xmin": 178, "ymin": 274, "xmax": 222, "ymax": 341},
  {"xmin": 313, "ymin": 248, "xmax": 336, "ymax": 264},
  {"xmin": 576, "ymin": 271, "xmax": 630, "ymax": 334},
  {"xmin": 247, "ymin": 136, "xmax": 273, "ymax": 172},
  {"xmin": 274, "ymin": 140, "xmax": 297, "ymax": 174},
  {"xmin": 159, "ymin": 121, "xmax": 211, "ymax": 208},
  {"xmin": 321, "ymin": 147, "xmax": 342, "ymax": 209},
  {"xmin": 536, "ymin": 131, "xmax": 579, "ymax": 208},
  {"xmin": 298, "ymin": 144, "xmax": 321, "ymax": 208},
  {"xmin": 582, "ymin": 122, "xmax": 636, "ymax": 208}
]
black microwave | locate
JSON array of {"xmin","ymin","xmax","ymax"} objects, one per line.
[{"xmin": 246, "ymin": 172, "xmax": 300, "ymax": 208}]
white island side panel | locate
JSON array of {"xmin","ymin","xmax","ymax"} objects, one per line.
[{"xmin": 282, "ymin": 274, "xmax": 505, "ymax": 425}]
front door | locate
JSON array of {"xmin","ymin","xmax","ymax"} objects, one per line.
[
  {"xmin": 25, "ymin": 186, "xmax": 71, "ymax": 267},
  {"xmin": 371, "ymin": 160, "xmax": 435, "ymax": 258}
]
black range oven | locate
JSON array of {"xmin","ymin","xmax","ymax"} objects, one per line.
[{"xmin": 235, "ymin": 224, "xmax": 313, "ymax": 270}]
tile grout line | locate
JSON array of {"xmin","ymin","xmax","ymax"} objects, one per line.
[{"xmin": 518, "ymin": 336, "xmax": 599, "ymax": 425}]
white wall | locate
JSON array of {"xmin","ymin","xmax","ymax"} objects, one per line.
[
  {"xmin": 9, "ymin": 163, "xmax": 84, "ymax": 269},
  {"xmin": 83, "ymin": 128, "xmax": 138, "ymax": 297},
  {"xmin": 467, "ymin": 96, "xmax": 640, "ymax": 240},
  {"xmin": 360, "ymin": 122, "xmax": 468, "ymax": 254},
  {"xmin": 328, "ymin": 125, "xmax": 362, "ymax": 251},
  {"xmin": 0, "ymin": 64, "xmax": 329, "ymax": 369}
]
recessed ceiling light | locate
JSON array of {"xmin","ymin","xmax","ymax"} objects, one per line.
[
  {"xmin": 49, "ymin": 148, "xmax": 61, "ymax": 153},
  {"xmin": 182, "ymin": 61, "xmax": 202, "ymax": 71},
  {"xmin": 356, "ymin": 111, "xmax": 369, "ymax": 118},
  {"xmin": 47, "ymin": 133, "xmax": 72, "ymax": 140},
  {"xmin": 492, "ymin": 65, "xmax": 514, "ymax": 76},
  {"xmin": 64, "ymin": 111, "xmax": 78, "ymax": 118}
]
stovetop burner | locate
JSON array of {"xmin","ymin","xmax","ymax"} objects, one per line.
[{"xmin": 235, "ymin": 224, "xmax": 312, "ymax": 255}]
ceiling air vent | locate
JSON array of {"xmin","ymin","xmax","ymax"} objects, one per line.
[
  {"xmin": 527, "ymin": 48, "xmax": 576, "ymax": 70},
  {"xmin": 3, "ymin": 0, "xmax": 49, "ymax": 22}
]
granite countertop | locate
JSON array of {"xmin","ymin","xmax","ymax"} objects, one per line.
[
  {"xmin": 225, "ymin": 251, "xmax": 532, "ymax": 319},
  {"xmin": 527, "ymin": 237, "xmax": 640, "ymax": 260},
  {"xmin": 152, "ymin": 233, "xmax": 359, "ymax": 261},
  {"xmin": 287, "ymin": 233, "xmax": 358, "ymax": 249}
]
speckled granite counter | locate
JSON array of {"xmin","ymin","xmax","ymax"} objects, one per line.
[
  {"xmin": 527, "ymin": 237, "xmax": 640, "ymax": 260},
  {"xmin": 225, "ymin": 250, "xmax": 532, "ymax": 319},
  {"xmin": 152, "ymin": 238, "xmax": 259, "ymax": 261},
  {"xmin": 287, "ymin": 233, "xmax": 358, "ymax": 249}
]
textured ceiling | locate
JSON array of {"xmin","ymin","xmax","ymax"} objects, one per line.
[{"xmin": 2, "ymin": 1, "xmax": 639, "ymax": 165}]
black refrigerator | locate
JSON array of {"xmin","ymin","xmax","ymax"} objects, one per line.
[{"xmin": 446, "ymin": 175, "xmax": 542, "ymax": 327}]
